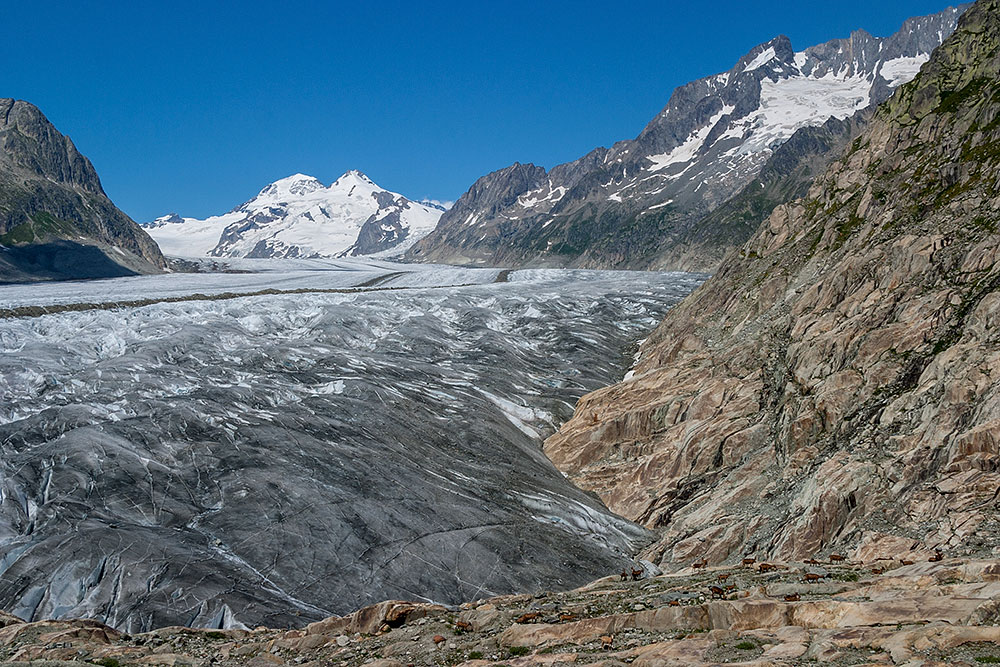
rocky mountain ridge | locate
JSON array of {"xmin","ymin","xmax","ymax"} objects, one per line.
[
  {"xmin": 144, "ymin": 171, "xmax": 442, "ymax": 259},
  {"xmin": 406, "ymin": 5, "xmax": 967, "ymax": 272},
  {"xmin": 0, "ymin": 99, "xmax": 166, "ymax": 283},
  {"xmin": 543, "ymin": 0, "xmax": 1000, "ymax": 571}
]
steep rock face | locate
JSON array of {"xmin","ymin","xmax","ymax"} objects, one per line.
[
  {"xmin": 406, "ymin": 163, "xmax": 548, "ymax": 265},
  {"xmin": 544, "ymin": 0, "xmax": 1000, "ymax": 568},
  {"xmin": 0, "ymin": 99, "xmax": 165, "ymax": 282},
  {"xmin": 407, "ymin": 6, "xmax": 966, "ymax": 271}
]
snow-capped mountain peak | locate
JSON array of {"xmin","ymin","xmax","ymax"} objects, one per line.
[
  {"xmin": 406, "ymin": 4, "xmax": 968, "ymax": 270},
  {"xmin": 333, "ymin": 169, "xmax": 376, "ymax": 189},
  {"xmin": 255, "ymin": 173, "xmax": 325, "ymax": 201},
  {"xmin": 739, "ymin": 36, "xmax": 793, "ymax": 74},
  {"xmin": 144, "ymin": 172, "xmax": 443, "ymax": 259}
]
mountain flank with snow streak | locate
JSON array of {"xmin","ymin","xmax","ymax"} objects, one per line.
[{"xmin": 407, "ymin": 5, "xmax": 968, "ymax": 271}]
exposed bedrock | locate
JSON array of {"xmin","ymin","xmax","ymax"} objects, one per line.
[{"xmin": 545, "ymin": 0, "xmax": 1000, "ymax": 569}]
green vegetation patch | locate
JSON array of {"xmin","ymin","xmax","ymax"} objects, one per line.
[
  {"xmin": 508, "ymin": 646, "xmax": 530, "ymax": 656},
  {"xmin": 961, "ymin": 137, "xmax": 1000, "ymax": 165},
  {"xmin": 972, "ymin": 216, "xmax": 998, "ymax": 233},
  {"xmin": 803, "ymin": 198, "xmax": 825, "ymax": 221},
  {"xmin": 0, "ymin": 211, "xmax": 77, "ymax": 245},
  {"xmin": 936, "ymin": 78, "xmax": 992, "ymax": 114},
  {"xmin": 833, "ymin": 212, "xmax": 864, "ymax": 250},
  {"xmin": 0, "ymin": 221, "xmax": 35, "ymax": 245}
]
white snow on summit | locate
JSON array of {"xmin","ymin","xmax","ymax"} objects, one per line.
[
  {"xmin": 646, "ymin": 44, "xmax": 931, "ymax": 176},
  {"xmin": 739, "ymin": 69, "xmax": 872, "ymax": 153},
  {"xmin": 144, "ymin": 171, "xmax": 442, "ymax": 259},
  {"xmin": 647, "ymin": 105, "xmax": 735, "ymax": 172},
  {"xmin": 730, "ymin": 48, "xmax": 931, "ymax": 157}
]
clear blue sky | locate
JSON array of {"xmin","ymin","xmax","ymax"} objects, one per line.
[{"xmin": 2, "ymin": 1, "xmax": 962, "ymax": 221}]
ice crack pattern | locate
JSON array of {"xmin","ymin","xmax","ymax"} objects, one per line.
[{"xmin": 0, "ymin": 260, "xmax": 704, "ymax": 631}]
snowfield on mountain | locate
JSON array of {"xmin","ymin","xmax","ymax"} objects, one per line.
[{"xmin": 143, "ymin": 171, "xmax": 442, "ymax": 259}]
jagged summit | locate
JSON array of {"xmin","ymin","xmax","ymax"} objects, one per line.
[
  {"xmin": 735, "ymin": 35, "xmax": 795, "ymax": 74},
  {"xmin": 151, "ymin": 213, "xmax": 183, "ymax": 225},
  {"xmin": 333, "ymin": 169, "xmax": 375, "ymax": 187},
  {"xmin": 407, "ymin": 4, "xmax": 969, "ymax": 271},
  {"xmin": 144, "ymin": 171, "xmax": 442, "ymax": 258}
]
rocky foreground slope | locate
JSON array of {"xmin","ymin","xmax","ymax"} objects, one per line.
[
  {"xmin": 3, "ymin": 557, "xmax": 1000, "ymax": 666},
  {"xmin": 0, "ymin": 99, "xmax": 165, "ymax": 283},
  {"xmin": 406, "ymin": 6, "xmax": 965, "ymax": 272},
  {"xmin": 544, "ymin": 0, "xmax": 1000, "ymax": 570}
]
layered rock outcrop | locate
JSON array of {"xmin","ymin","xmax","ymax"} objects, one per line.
[
  {"xmin": 545, "ymin": 0, "xmax": 1000, "ymax": 568},
  {"xmin": 2, "ymin": 557, "xmax": 1000, "ymax": 665},
  {"xmin": 0, "ymin": 99, "xmax": 166, "ymax": 282}
]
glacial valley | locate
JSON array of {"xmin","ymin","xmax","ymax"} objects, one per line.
[{"xmin": 0, "ymin": 260, "xmax": 704, "ymax": 631}]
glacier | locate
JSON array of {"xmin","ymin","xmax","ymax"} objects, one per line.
[{"xmin": 0, "ymin": 260, "xmax": 704, "ymax": 630}]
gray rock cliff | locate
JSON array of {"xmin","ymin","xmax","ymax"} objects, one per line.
[{"xmin": 0, "ymin": 99, "xmax": 165, "ymax": 282}]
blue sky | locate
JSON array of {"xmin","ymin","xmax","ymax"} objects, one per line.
[{"xmin": 2, "ymin": 1, "xmax": 961, "ymax": 221}]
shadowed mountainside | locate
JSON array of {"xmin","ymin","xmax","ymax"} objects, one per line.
[{"xmin": 0, "ymin": 99, "xmax": 165, "ymax": 283}]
